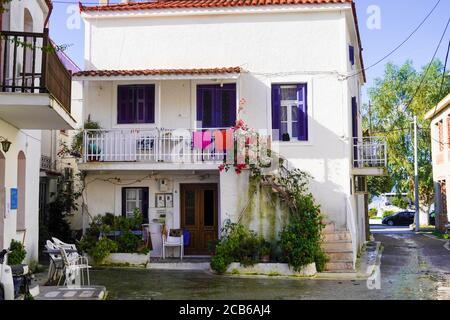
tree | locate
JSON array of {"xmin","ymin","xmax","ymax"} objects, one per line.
[{"xmin": 364, "ymin": 60, "xmax": 450, "ymax": 220}]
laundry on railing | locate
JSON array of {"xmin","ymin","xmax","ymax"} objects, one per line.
[{"xmin": 192, "ymin": 131, "xmax": 213, "ymax": 150}]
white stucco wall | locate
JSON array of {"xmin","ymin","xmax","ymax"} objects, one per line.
[
  {"xmin": 77, "ymin": 5, "xmax": 366, "ymax": 252},
  {"xmin": 0, "ymin": 119, "xmax": 41, "ymax": 262}
]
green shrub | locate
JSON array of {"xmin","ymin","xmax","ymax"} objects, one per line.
[
  {"xmin": 116, "ymin": 231, "xmax": 141, "ymax": 253},
  {"xmin": 210, "ymin": 221, "xmax": 263, "ymax": 273},
  {"xmin": 383, "ymin": 210, "xmax": 396, "ymax": 218},
  {"xmin": 369, "ymin": 208, "xmax": 378, "ymax": 218},
  {"xmin": 279, "ymin": 192, "xmax": 327, "ymax": 272},
  {"xmin": 7, "ymin": 239, "xmax": 27, "ymax": 265},
  {"xmin": 88, "ymin": 238, "xmax": 118, "ymax": 265},
  {"xmin": 210, "ymin": 255, "xmax": 228, "ymax": 274},
  {"xmin": 391, "ymin": 196, "xmax": 409, "ymax": 209}
]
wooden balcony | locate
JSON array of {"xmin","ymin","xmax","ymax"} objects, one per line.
[{"xmin": 0, "ymin": 29, "xmax": 75, "ymax": 129}]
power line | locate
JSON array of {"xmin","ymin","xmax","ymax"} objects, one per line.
[
  {"xmin": 427, "ymin": 38, "xmax": 450, "ymax": 119},
  {"xmin": 345, "ymin": 0, "xmax": 442, "ymax": 80},
  {"xmin": 402, "ymin": 17, "xmax": 450, "ymax": 113}
]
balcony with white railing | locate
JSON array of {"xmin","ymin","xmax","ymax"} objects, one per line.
[
  {"xmin": 79, "ymin": 128, "xmax": 233, "ymax": 171},
  {"xmin": 352, "ymin": 137, "xmax": 387, "ymax": 176}
]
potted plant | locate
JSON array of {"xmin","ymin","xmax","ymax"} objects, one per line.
[{"xmin": 282, "ymin": 133, "xmax": 290, "ymax": 142}]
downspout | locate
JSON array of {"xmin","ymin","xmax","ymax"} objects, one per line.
[{"xmin": 44, "ymin": 1, "xmax": 53, "ymax": 29}]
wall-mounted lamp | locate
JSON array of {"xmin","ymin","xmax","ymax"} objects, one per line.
[{"xmin": 0, "ymin": 136, "xmax": 12, "ymax": 153}]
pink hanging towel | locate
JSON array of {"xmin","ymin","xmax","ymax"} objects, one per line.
[{"xmin": 193, "ymin": 131, "xmax": 212, "ymax": 150}]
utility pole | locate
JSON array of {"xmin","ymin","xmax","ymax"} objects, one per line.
[
  {"xmin": 368, "ymin": 101, "xmax": 372, "ymax": 135},
  {"xmin": 413, "ymin": 116, "xmax": 420, "ymax": 232}
]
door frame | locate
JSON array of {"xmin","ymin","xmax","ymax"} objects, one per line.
[{"xmin": 180, "ymin": 183, "xmax": 218, "ymax": 255}]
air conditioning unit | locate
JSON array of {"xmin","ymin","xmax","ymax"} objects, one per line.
[
  {"xmin": 354, "ymin": 176, "xmax": 367, "ymax": 194},
  {"xmin": 158, "ymin": 179, "xmax": 168, "ymax": 192}
]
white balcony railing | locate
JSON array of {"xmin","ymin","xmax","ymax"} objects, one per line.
[
  {"xmin": 353, "ymin": 137, "xmax": 387, "ymax": 168},
  {"xmin": 82, "ymin": 128, "xmax": 230, "ymax": 163}
]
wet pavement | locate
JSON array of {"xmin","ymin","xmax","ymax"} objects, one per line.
[{"xmin": 86, "ymin": 226, "xmax": 450, "ymax": 300}]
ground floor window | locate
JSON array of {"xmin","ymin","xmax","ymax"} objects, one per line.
[{"xmin": 122, "ymin": 187, "xmax": 149, "ymax": 223}]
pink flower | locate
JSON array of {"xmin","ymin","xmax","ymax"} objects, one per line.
[{"xmin": 218, "ymin": 164, "xmax": 225, "ymax": 172}]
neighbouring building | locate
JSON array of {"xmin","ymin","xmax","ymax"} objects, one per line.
[
  {"xmin": 425, "ymin": 93, "xmax": 450, "ymax": 233},
  {"xmin": 74, "ymin": 0, "xmax": 387, "ymax": 271},
  {"xmin": 0, "ymin": 0, "xmax": 76, "ymax": 261}
]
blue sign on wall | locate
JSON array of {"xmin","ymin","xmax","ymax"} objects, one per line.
[{"xmin": 10, "ymin": 188, "xmax": 17, "ymax": 210}]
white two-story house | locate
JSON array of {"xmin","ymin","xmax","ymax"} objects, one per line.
[
  {"xmin": 0, "ymin": 0, "xmax": 76, "ymax": 261},
  {"xmin": 75, "ymin": 0, "xmax": 386, "ymax": 271}
]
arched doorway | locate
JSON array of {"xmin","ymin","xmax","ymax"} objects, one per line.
[
  {"xmin": 17, "ymin": 151, "xmax": 26, "ymax": 231},
  {"xmin": 0, "ymin": 152, "xmax": 5, "ymax": 249}
]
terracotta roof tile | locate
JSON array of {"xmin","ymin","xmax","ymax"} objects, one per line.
[
  {"xmin": 80, "ymin": 0, "xmax": 353, "ymax": 12},
  {"xmin": 73, "ymin": 67, "xmax": 242, "ymax": 77}
]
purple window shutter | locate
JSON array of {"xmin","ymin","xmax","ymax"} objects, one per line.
[
  {"xmin": 197, "ymin": 87, "xmax": 204, "ymax": 126},
  {"xmin": 142, "ymin": 187, "xmax": 149, "ymax": 223},
  {"xmin": 297, "ymin": 84, "xmax": 308, "ymax": 141},
  {"xmin": 352, "ymin": 97, "xmax": 358, "ymax": 165},
  {"xmin": 117, "ymin": 85, "xmax": 134, "ymax": 124},
  {"xmin": 144, "ymin": 85, "xmax": 155, "ymax": 123},
  {"xmin": 216, "ymin": 84, "xmax": 236, "ymax": 128},
  {"xmin": 349, "ymin": 46, "xmax": 355, "ymax": 65},
  {"xmin": 271, "ymin": 84, "xmax": 281, "ymax": 140}
]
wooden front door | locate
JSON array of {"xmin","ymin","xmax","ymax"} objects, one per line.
[{"xmin": 180, "ymin": 184, "xmax": 218, "ymax": 255}]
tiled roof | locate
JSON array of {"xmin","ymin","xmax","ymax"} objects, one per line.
[
  {"xmin": 73, "ymin": 67, "xmax": 242, "ymax": 77},
  {"xmin": 80, "ymin": 0, "xmax": 353, "ymax": 12}
]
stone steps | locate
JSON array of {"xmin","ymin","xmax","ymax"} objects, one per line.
[
  {"xmin": 322, "ymin": 221, "xmax": 355, "ymax": 272},
  {"xmin": 321, "ymin": 240, "xmax": 353, "ymax": 251},
  {"xmin": 322, "ymin": 230, "xmax": 352, "ymax": 241}
]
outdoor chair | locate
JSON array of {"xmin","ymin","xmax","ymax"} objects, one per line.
[
  {"xmin": 45, "ymin": 240, "xmax": 64, "ymax": 283},
  {"xmin": 162, "ymin": 228, "xmax": 183, "ymax": 260},
  {"xmin": 52, "ymin": 237, "xmax": 83, "ymax": 264},
  {"xmin": 58, "ymin": 247, "xmax": 91, "ymax": 287}
]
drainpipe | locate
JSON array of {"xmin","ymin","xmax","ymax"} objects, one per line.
[{"xmin": 44, "ymin": 1, "xmax": 53, "ymax": 29}]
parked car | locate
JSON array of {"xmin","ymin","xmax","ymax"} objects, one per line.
[{"xmin": 382, "ymin": 211, "xmax": 415, "ymax": 226}]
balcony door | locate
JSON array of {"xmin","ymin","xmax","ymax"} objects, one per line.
[
  {"xmin": 197, "ymin": 84, "xmax": 236, "ymax": 128},
  {"xmin": 180, "ymin": 184, "xmax": 218, "ymax": 255}
]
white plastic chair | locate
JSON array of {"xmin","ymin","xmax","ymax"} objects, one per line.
[
  {"xmin": 45, "ymin": 240, "xmax": 64, "ymax": 283},
  {"xmin": 58, "ymin": 247, "xmax": 91, "ymax": 287},
  {"xmin": 52, "ymin": 237, "xmax": 82, "ymax": 264},
  {"xmin": 162, "ymin": 229, "xmax": 183, "ymax": 260}
]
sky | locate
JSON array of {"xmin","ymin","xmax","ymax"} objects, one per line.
[{"xmin": 48, "ymin": 0, "xmax": 450, "ymax": 104}]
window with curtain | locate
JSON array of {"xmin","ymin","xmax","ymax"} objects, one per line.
[
  {"xmin": 271, "ymin": 84, "xmax": 307, "ymax": 141},
  {"xmin": 117, "ymin": 85, "xmax": 155, "ymax": 124}
]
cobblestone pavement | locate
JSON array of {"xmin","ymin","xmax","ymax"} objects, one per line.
[{"xmin": 86, "ymin": 226, "xmax": 450, "ymax": 300}]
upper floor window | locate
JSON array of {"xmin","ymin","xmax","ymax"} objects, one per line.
[
  {"xmin": 272, "ymin": 84, "xmax": 307, "ymax": 141},
  {"xmin": 117, "ymin": 85, "xmax": 155, "ymax": 124},
  {"xmin": 197, "ymin": 84, "xmax": 236, "ymax": 128},
  {"xmin": 349, "ymin": 45, "xmax": 355, "ymax": 66},
  {"xmin": 437, "ymin": 120, "xmax": 444, "ymax": 152}
]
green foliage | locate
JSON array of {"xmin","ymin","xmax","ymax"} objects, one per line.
[
  {"xmin": 383, "ymin": 210, "xmax": 396, "ymax": 218},
  {"xmin": 432, "ymin": 231, "xmax": 449, "ymax": 240},
  {"xmin": 210, "ymin": 255, "xmax": 228, "ymax": 274},
  {"xmin": 7, "ymin": 240, "xmax": 26, "ymax": 265},
  {"xmin": 364, "ymin": 60, "xmax": 450, "ymax": 208},
  {"xmin": 210, "ymin": 221, "xmax": 265, "ymax": 273},
  {"xmin": 71, "ymin": 120, "xmax": 102, "ymax": 157},
  {"xmin": 391, "ymin": 196, "xmax": 409, "ymax": 209},
  {"xmin": 79, "ymin": 208, "xmax": 149, "ymax": 263},
  {"xmin": 88, "ymin": 238, "xmax": 118, "ymax": 265},
  {"xmin": 39, "ymin": 172, "xmax": 80, "ymax": 252},
  {"xmin": 369, "ymin": 208, "xmax": 378, "ymax": 218},
  {"xmin": 277, "ymin": 169, "xmax": 327, "ymax": 272}
]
